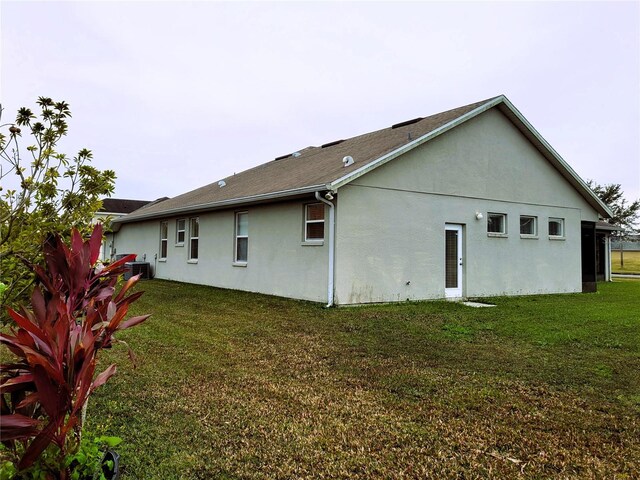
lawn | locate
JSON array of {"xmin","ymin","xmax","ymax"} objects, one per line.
[
  {"xmin": 611, "ymin": 250, "xmax": 640, "ymax": 274},
  {"xmin": 79, "ymin": 280, "xmax": 640, "ymax": 478}
]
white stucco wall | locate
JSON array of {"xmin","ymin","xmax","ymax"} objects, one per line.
[
  {"xmin": 114, "ymin": 199, "xmax": 329, "ymax": 302},
  {"xmin": 333, "ymin": 108, "xmax": 600, "ymax": 304}
]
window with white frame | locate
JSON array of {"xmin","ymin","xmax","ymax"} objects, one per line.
[
  {"xmin": 305, "ymin": 203, "xmax": 325, "ymax": 241},
  {"xmin": 549, "ymin": 218, "xmax": 564, "ymax": 238},
  {"xmin": 235, "ymin": 212, "xmax": 248, "ymax": 263},
  {"xmin": 159, "ymin": 221, "xmax": 168, "ymax": 259},
  {"xmin": 520, "ymin": 216, "xmax": 537, "ymax": 236},
  {"xmin": 176, "ymin": 218, "xmax": 186, "ymax": 245},
  {"xmin": 487, "ymin": 213, "xmax": 507, "ymax": 235},
  {"xmin": 188, "ymin": 217, "xmax": 199, "ymax": 261}
]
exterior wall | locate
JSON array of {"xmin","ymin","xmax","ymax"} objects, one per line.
[
  {"xmin": 334, "ymin": 108, "xmax": 600, "ymax": 304},
  {"xmin": 114, "ymin": 199, "xmax": 329, "ymax": 302},
  {"xmin": 93, "ymin": 212, "xmax": 124, "ymax": 262}
]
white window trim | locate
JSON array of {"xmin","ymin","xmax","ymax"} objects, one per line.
[
  {"xmin": 159, "ymin": 221, "xmax": 168, "ymax": 260},
  {"xmin": 520, "ymin": 215, "xmax": 538, "ymax": 238},
  {"xmin": 548, "ymin": 217, "xmax": 565, "ymax": 239},
  {"xmin": 188, "ymin": 217, "xmax": 199, "ymax": 261},
  {"xmin": 487, "ymin": 212, "xmax": 507, "ymax": 237},
  {"xmin": 176, "ymin": 218, "xmax": 186, "ymax": 246},
  {"xmin": 234, "ymin": 211, "xmax": 248, "ymax": 264},
  {"xmin": 304, "ymin": 203, "xmax": 325, "ymax": 242}
]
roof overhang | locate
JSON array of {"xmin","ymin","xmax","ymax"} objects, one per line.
[
  {"xmin": 596, "ymin": 221, "xmax": 623, "ymax": 232},
  {"xmin": 113, "ymin": 95, "xmax": 611, "ymax": 228},
  {"xmin": 328, "ymin": 95, "xmax": 613, "ymax": 219},
  {"xmin": 111, "ymin": 184, "xmax": 327, "ymax": 231}
]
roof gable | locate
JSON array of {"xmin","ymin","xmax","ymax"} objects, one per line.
[{"xmin": 115, "ymin": 95, "xmax": 611, "ymax": 224}]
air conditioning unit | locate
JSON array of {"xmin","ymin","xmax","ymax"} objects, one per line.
[{"xmin": 124, "ymin": 262, "xmax": 151, "ymax": 280}]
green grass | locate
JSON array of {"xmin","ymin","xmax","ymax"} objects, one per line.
[
  {"xmin": 611, "ymin": 250, "xmax": 640, "ymax": 274},
  {"xmin": 74, "ymin": 281, "xmax": 640, "ymax": 477}
]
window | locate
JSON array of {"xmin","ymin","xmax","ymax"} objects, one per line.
[
  {"xmin": 520, "ymin": 216, "xmax": 537, "ymax": 236},
  {"xmin": 487, "ymin": 213, "xmax": 507, "ymax": 235},
  {"xmin": 305, "ymin": 203, "xmax": 325, "ymax": 241},
  {"xmin": 235, "ymin": 212, "xmax": 248, "ymax": 263},
  {"xmin": 176, "ymin": 218, "xmax": 186, "ymax": 245},
  {"xmin": 188, "ymin": 217, "xmax": 199, "ymax": 261},
  {"xmin": 549, "ymin": 218, "xmax": 564, "ymax": 238},
  {"xmin": 159, "ymin": 221, "xmax": 168, "ymax": 259}
]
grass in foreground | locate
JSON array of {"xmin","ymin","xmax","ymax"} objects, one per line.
[
  {"xmin": 611, "ymin": 249, "xmax": 640, "ymax": 274},
  {"xmin": 83, "ymin": 280, "xmax": 639, "ymax": 479}
]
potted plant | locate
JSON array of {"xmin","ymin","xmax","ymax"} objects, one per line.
[{"xmin": 0, "ymin": 224, "xmax": 150, "ymax": 479}]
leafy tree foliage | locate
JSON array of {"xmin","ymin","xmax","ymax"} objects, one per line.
[
  {"xmin": 0, "ymin": 97, "xmax": 116, "ymax": 320},
  {"xmin": 587, "ymin": 180, "xmax": 640, "ymax": 233}
]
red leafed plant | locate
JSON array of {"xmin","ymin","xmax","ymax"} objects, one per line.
[{"xmin": 0, "ymin": 224, "xmax": 150, "ymax": 477}]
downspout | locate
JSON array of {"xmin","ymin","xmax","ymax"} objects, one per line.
[
  {"xmin": 315, "ymin": 191, "xmax": 335, "ymax": 307},
  {"xmin": 605, "ymin": 235, "xmax": 611, "ymax": 282}
]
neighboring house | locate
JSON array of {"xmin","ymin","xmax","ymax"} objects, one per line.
[
  {"xmin": 111, "ymin": 95, "xmax": 612, "ymax": 305},
  {"xmin": 95, "ymin": 198, "xmax": 152, "ymax": 262}
]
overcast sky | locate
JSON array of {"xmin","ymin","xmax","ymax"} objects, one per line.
[{"xmin": 1, "ymin": 1, "xmax": 639, "ymax": 205}]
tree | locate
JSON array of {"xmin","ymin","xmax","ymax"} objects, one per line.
[
  {"xmin": 0, "ymin": 97, "xmax": 116, "ymax": 320},
  {"xmin": 587, "ymin": 181, "xmax": 640, "ymax": 231},
  {"xmin": 587, "ymin": 180, "xmax": 640, "ymax": 268}
]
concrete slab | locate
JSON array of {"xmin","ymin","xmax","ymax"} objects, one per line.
[{"xmin": 461, "ymin": 301, "xmax": 496, "ymax": 308}]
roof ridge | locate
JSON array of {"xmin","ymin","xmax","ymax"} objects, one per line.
[{"xmin": 114, "ymin": 95, "xmax": 515, "ymax": 224}]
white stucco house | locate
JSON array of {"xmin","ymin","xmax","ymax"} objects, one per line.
[{"xmin": 111, "ymin": 95, "xmax": 613, "ymax": 305}]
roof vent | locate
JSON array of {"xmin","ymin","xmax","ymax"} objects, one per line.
[
  {"xmin": 292, "ymin": 151, "xmax": 301, "ymax": 157},
  {"xmin": 342, "ymin": 156, "xmax": 354, "ymax": 167},
  {"xmin": 218, "ymin": 180, "xmax": 226, "ymax": 188},
  {"xmin": 321, "ymin": 139, "xmax": 345, "ymax": 148},
  {"xmin": 392, "ymin": 117, "xmax": 423, "ymax": 129}
]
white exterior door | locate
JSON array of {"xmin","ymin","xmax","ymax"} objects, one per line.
[{"xmin": 444, "ymin": 224, "xmax": 463, "ymax": 298}]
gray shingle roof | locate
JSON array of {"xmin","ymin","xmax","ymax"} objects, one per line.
[
  {"xmin": 116, "ymin": 97, "xmax": 495, "ymax": 223},
  {"xmin": 114, "ymin": 95, "xmax": 611, "ymax": 224},
  {"xmin": 100, "ymin": 198, "xmax": 152, "ymax": 214}
]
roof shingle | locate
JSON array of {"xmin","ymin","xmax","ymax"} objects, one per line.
[{"xmin": 120, "ymin": 97, "xmax": 494, "ymax": 222}]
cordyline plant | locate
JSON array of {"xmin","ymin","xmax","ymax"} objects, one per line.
[{"xmin": 0, "ymin": 224, "xmax": 149, "ymax": 478}]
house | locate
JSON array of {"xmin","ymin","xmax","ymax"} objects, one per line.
[
  {"xmin": 111, "ymin": 95, "xmax": 612, "ymax": 305},
  {"xmin": 95, "ymin": 198, "xmax": 152, "ymax": 262}
]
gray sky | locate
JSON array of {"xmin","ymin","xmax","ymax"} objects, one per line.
[{"xmin": 2, "ymin": 1, "xmax": 639, "ymax": 205}]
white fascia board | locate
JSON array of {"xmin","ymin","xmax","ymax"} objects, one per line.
[
  {"xmin": 596, "ymin": 223, "xmax": 622, "ymax": 232},
  {"xmin": 112, "ymin": 184, "xmax": 326, "ymax": 226},
  {"xmin": 498, "ymin": 97, "xmax": 613, "ymax": 219},
  {"xmin": 97, "ymin": 212, "xmax": 125, "ymax": 217},
  {"xmin": 327, "ymin": 96, "xmax": 505, "ymax": 191}
]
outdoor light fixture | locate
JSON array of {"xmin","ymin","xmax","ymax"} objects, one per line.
[{"xmin": 475, "ymin": 212, "xmax": 484, "ymax": 220}]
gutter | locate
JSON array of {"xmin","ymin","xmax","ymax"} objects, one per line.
[
  {"xmin": 315, "ymin": 191, "xmax": 335, "ymax": 307},
  {"xmin": 111, "ymin": 184, "xmax": 326, "ymax": 231}
]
